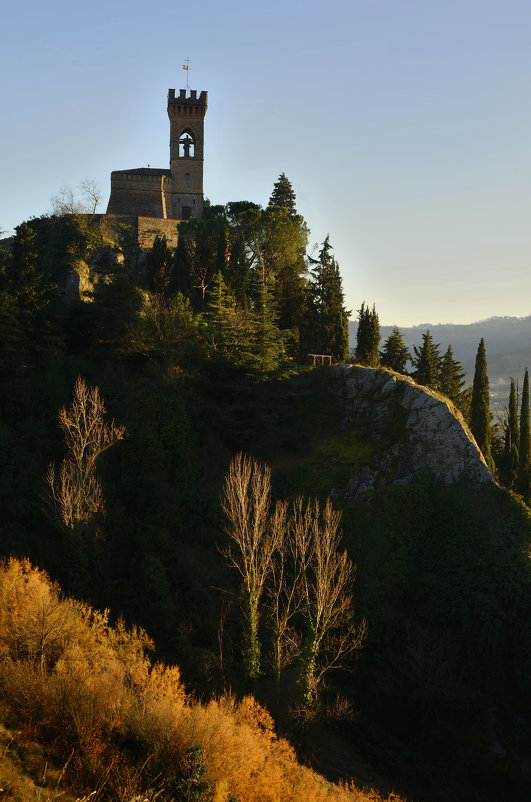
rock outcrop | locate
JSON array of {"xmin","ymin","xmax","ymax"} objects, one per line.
[{"xmin": 333, "ymin": 365, "xmax": 493, "ymax": 499}]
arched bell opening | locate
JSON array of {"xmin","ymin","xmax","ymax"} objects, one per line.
[{"xmin": 179, "ymin": 129, "xmax": 195, "ymax": 158}]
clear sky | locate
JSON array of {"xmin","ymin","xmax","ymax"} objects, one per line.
[{"xmin": 2, "ymin": 0, "xmax": 531, "ymax": 326}]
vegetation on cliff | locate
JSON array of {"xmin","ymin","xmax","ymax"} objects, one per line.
[{"xmin": 2, "ymin": 202, "xmax": 531, "ymax": 800}]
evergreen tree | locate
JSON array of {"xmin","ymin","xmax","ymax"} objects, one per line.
[
  {"xmin": 205, "ymin": 272, "xmax": 253, "ymax": 366},
  {"xmin": 500, "ymin": 378, "xmax": 520, "ymax": 490},
  {"xmin": 268, "ymin": 172, "xmax": 297, "ymax": 219},
  {"xmin": 309, "ymin": 236, "xmax": 350, "ymax": 362},
  {"xmin": 380, "ymin": 327, "xmax": 410, "ymax": 373},
  {"xmin": 354, "ymin": 303, "xmax": 380, "ymax": 366},
  {"xmin": 0, "ymin": 288, "xmax": 22, "ymax": 370},
  {"xmin": 438, "ymin": 345, "xmax": 466, "ymax": 410},
  {"xmin": 519, "ymin": 368, "xmax": 530, "ymax": 501},
  {"xmin": 5, "ymin": 222, "xmax": 61, "ymax": 363},
  {"xmin": 412, "ymin": 331, "xmax": 441, "ymax": 388},
  {"xmin": 470, "ymin": 338, "xmax": 494, "ymax": 471},
  {"xmin": 509, "ymin": 376, "xmax": 520, "ymax": 447},
  {"xmin": 250, "ymin": 265, "xmax": 285, "ymax": 372}
]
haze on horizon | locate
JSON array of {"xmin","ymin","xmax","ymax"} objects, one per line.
[{"xmin": 2, "ymin": 0, "xmax": 530, "ymax": 328}]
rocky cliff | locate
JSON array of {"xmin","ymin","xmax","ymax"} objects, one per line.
[{"xmin": 333, "ymin": 365, "xmax": 493, "ymax": 499}]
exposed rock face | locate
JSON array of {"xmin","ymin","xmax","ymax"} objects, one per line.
[{"xmin": 333, "ymin": 365, "xmax": 493, "ymax": 499}]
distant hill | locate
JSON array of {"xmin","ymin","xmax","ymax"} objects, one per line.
[{"xmin": 349, "ymin": 315, "xmax": 531, "ymax": 410}]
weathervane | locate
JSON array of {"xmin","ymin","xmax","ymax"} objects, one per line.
[{"xmin": 182, "ymin": 58, "xmax": 191, "ymax": 92}]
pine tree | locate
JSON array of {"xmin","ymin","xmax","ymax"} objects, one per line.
[
  {"xmin": 438, "ymin": 345, "xmax": 466, "ymax": 410},
  {"xmin": 380, "ymin": 327, "xmax": 410, "ymax": 373},
  {"xmin": 470, "ymin": 338, "xmax": 494, "ymax": 471},
  {"xmin": 519, "ymin": 368, "xmax": 530, "ymax": 502},
  {"xmin": 309, "ymin": 236, "xmax": 350, "ymax": 362},
  {"xmin": 354, "ymin": 303, "xmax": 380, "ymax": 366},
  {"xmin": 205, "ymin": 272, "xmax": 253, "ymax": 366},
  {"xmin": 412, "ymin": 331, "xmax": 441, "ymax": 388},
  {"xmin": 268, "ymin": 173, "xmax": 297, "ymax": 219}
]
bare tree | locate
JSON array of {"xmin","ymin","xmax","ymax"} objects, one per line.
[
  {"xmin": 51, "ymin": 183, "xmax": 81, "ymax": 216},
  {"xmin": 46, "ymin": 377, "xmax": 125, "ymax": 530},
  {"xmin": 222, "ymin": 453, "xmax": 280, "ymax": 680},
  {"xmin": 50, "ymin": 179, "xmax": 103, "ymax": 217},
  {"xmin": 265, "ymin": 499, "xmax": 304, "ymax": 694},
  {"xmin": 293, "ymin": 497, "xmax": 367, "ymax": 706},
  {"xmin": 79, "ymin": 178, "xmax": 103, "ymax": 216},
  {"xmin": 221, "ymin": 456, "xmax": 366, "ymax": 699}
]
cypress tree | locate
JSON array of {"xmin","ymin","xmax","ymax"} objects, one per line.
[
  {"xmin": 412, "ymin": 331, "xmax": 440, "ymax": 388},
  {"xmin": 500, "ymin": 378, "xmax": 519, "ymax": 490},
  {"xmin": 355, "ymin": 303, "xmax": 380, "ymax": 367},
  {"xmin": 268, "ymin": 172, "xmax": 297, "ymax": 219},
  {"xmin": 438, "ymin": 345, "xmax": 466, "ymax": 410},
  {"xmin": 380, "ymin": 327, "xmax": 410, "ymax": 373},
  {"xmin": 519, "ymin": 368, "xmax": 530, "ymax": 501},
  {"xmin": 470, "ymin": 338, "xmax": 494, "ymax": 471},
  {"xmin": 509, "ymin": 377, "xmax": 520, "ymax": 447}
]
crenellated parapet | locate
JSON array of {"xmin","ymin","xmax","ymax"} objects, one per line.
[{"xmin": 167, "ymin": 88, "xmax": 208, "ymax": 114}]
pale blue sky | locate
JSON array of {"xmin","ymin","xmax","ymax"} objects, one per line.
[{"xmin": 2, "ymin": 0, "xmax": 531, "ymax": 325}]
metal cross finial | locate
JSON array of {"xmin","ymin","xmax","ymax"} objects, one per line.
[{"xmin": 182, "ymin": 57, "xmax": 191, "ymax": 91}]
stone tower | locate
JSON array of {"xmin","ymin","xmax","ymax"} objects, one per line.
[
  {"xmin": 167, "ymin": 89, "xmax": 208, "ymax": 220},
  {"xmin": 106, "ymin": 87, "xmax": 208, "ymax": 231}
]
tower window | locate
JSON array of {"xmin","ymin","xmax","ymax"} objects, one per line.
[
  {"xmin": 182, "ymin": 206, "xmax": 192, "ymax": 219},
  {"xmin": 179, "ymin": 133, "xmax": 195, "ymax": 158},
  {"xmin": 184, "ymin": 172, "xmax": 191, "ymax": 183}
]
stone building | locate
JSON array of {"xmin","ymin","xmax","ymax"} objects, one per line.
[{"xmin": 105, "ymin": 88, "xmax": 208, "ymax": 248}]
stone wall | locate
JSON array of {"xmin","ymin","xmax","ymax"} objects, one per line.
[
  {"xmin": 333, "ymin": 365, "xmax": 493, "ymax": 498},
  {"xmin": 92, "ymin": 214, "xmax": 180, "ymax": 250},
  {"xmin": 137, "ymin": 217, "xmax": 180, "ymax": 249}
]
